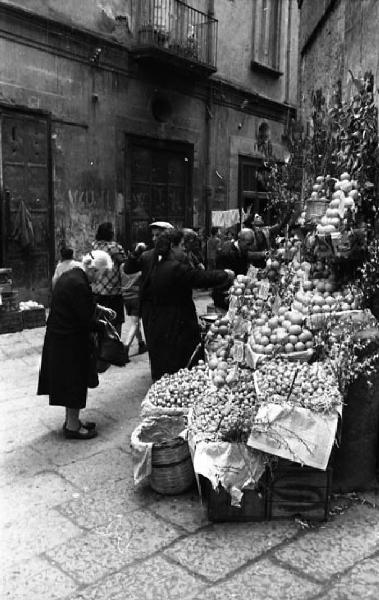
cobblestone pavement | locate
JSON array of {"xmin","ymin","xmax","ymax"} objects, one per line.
[{"xmin": 1, "ymin": 293, "xmax": 379, "ymax": 600}]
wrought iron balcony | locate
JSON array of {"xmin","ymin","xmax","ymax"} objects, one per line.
[{"xmin": 131, "ymin": 0, "xmax": 218, "ymax": 77}]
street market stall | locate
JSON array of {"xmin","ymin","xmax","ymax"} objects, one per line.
[{"xmin": 131, "ymin": 167, "xmax": 379, "ymax": 522}]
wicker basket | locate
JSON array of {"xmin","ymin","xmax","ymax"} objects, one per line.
[
  {"xmin": 305, "ymin": 199, "xmax": 328, "ymax": 223},
  {"xmin": 150, "ymin": 437, "xmax": 195, "ymax": 495},
  {"xmin": 22, "ymin": 307, "xmax": 46, "ymax": 329}
]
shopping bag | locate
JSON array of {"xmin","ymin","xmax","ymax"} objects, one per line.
[{"xmin": 97, "ymin": 319, "xmax": 127, "ymax": 366}]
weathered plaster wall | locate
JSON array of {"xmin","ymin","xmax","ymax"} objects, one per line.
[
  {"xmin": 299, "ymin": 0, "xmax": 345, "ymax": 120},
  {"xmin": 211, "ymin": 105, "xmax": 286, "ymax": 210},
  {"xmin": 0, "ymin": 0, "xmax": 297, "ymax": 265},
  {"xmin": 299, "ymin": 0, "xmax": 379, "ymax": 122},
  {"xmin": 0, "ymin": 0, "xmax": 133, "ymax": 36},
  {"xmin": 2, "ymin": 0, "xmax": 299, "ymax": 106},
  {"xmin": 344, "ymin": 0, "xmax": 379, "ymax": 89},
  {"xmin": 215, "ymin": 0, "xmax": 299, "ymax": 106}
]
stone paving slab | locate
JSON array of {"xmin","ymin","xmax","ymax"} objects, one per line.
[
  {"xmin": 66, "ymin": 554, "xmax": 206, "ymax": 600},
  {"xmin": 1, "ymin": 471, "xmax": 79, "ymax": 521},
  {"xmin": 58, "ymin": 447, "xmax": 132, "ymax": 490},
  {"xmin": 149, "ymin": 490, "xmax": 210, "ymax": 533},
  {"xmin": 58, "ymin": 477, "xmax": 157, "ymax": 530},
  {"xmin": 30, "ymin": 428, "xmax": 119, "ymax": 467},
  {"xmin": 164, "ymin": 521, "xmax": 299, "ymax": 582},
  {"xmin": 46, "ymin": 509, "xmax": 184, "ymax": 585},
  {"xmin": 319, "ymin": 553, "xmax": 379, "ymax": 600},
  {"xmin": 274, "ymin": 505, "xmax": 379, "ymax": 581},
  {"xmin": 0, "ymin": 446, "xmax": 54, "ymax": 487},
  {"xmin": 0, "ymin": 418, "xmax": 51, "ymax": 453},
  {"xmin": 2, "ymin": 555, "xmax": 78, "ymax": 600},
  {"xmin": 189, "ymin": 557, "xmax": 322, "ymax": 600},
  {"xmin": 0, "ymin": 376, "xmax": 39, "ymax": 403},
  {"xmin": 1, "ymin": 507, "xmax": 82, "ymax": 570}
]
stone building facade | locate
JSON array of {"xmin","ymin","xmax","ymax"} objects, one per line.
[
  {"xmin": 0, "ymin": 0, "xmax": 298, "ymax": 302},
  {"xmin": 298, "ymin": 0, "xmax": 379, "ymax": 123}
]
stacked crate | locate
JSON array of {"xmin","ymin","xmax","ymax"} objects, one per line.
[
  {"xmin": 0, "ymin": 268, "xmax": 23, "ymax": 334},
  {"xmin": 201, "ymin": 459, "xmax": 332, "ymax": 523}
]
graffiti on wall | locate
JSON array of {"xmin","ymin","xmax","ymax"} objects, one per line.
[{"xmin": 55, "ymin": 190, "xmax": 125, "ymax": 257}]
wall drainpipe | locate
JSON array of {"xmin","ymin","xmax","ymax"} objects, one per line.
[{"xmin": 204, "ymin": 0, "xmax": 215, "ymax": 236}]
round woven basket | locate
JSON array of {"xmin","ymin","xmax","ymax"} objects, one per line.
[
  {"xmin": 150, "ymin": 437, "xmax": 195, "ymax": 495},
  {"xmin": 305, "ymin": 199, "xmax": 328, "ymax": 223}
]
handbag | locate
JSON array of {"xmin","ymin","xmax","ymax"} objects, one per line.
[{"xmin": 97, "ymin": 318, "xmax": 127, "ymax": 366}]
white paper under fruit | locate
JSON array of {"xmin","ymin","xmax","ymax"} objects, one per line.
[
  {"xmin": 188, "ymin": 434, "xmax": 266, "ymax": 507},
  {"xmin": 247, "ymin": 404, "xmax": 339, "ymax": 470}
]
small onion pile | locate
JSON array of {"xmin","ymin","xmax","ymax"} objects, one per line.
[
  {"xmin": 190, "ymin": 370, "xmax": 258, "ymax": 442},
  {"xmin": 146, "ymin": 362, "xmax": 209, "ymax": 410},
  {"xmin": 256, "ymin": 359, "xmax": 342, "ymax": 413}
]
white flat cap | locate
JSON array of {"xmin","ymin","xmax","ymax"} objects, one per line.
[{"xmin": 149, "ymin": 221, "xmax": 174, "ymax": 229}]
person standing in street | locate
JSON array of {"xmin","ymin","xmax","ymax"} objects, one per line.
[
  {"xmin": 52, "ymin": 247, "xmax": 81, "ymax": 289},
  {"xmin": 183, "ymin": 228, "xmax": 205, "ymax": 270},
  {"xmin": 139, "ymin": 230, "xmax": 234, "ymax": 381},
  {"xmin": 92, "ymin": 222, "xmax": 126, "ymax": 371},
  {"xmin": 212, "ymin": 227, "xmax": 255, "ymax": 310},
  {"xmin": 91, "ymin": 222, "xmax": 126, "ymax": 337},
  {"xmin": 120, "ymin": 266, "xmax": 147, "ymax": 363},
  {"xmin": 37, "ymin": 250, "xmax": 116, "ymax": 439},
  {"xmin": 206, "ymin": 226, "xmax": 221, "ymax": 270},
  {"xmin": 244, "ymin": 211, "xmax": 293, "ymax": 268}
]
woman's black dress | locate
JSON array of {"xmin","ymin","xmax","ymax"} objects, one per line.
[
  {"xmin": 141, "ymin": 257, "xmax": 228, "ymax": 381},
  {"xmin": 37, "ymin": 268, "xmax": 98, "ymax": 408}
]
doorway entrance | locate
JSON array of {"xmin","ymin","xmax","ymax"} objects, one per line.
[
  {"xmin": 0, "ymin": 108, "xmax": 53, "ymax": 305},
  {"xmin": 238, "ymin": 155, "xmax": 270, "ymax": 224},
  {"xmin": 125, "ymin": 136, "xmax": 193, "ymax": 247}
]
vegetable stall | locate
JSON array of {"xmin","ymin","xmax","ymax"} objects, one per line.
[{"xmin": 131, "ymin": 169, "xmax": 379, "ymax": 522}]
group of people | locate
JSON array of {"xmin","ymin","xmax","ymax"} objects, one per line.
[
  {"xmin": 38, "ymin": 210, "xmax": 291, "ymax": 440},
  {"xmin": 37, "ymin": 221, "xmax": 234, "ymax": 439}
]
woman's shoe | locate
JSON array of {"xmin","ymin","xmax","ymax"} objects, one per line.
[
  {"xmin": 138, "ymin": 341, "xmax": 147, "ymax": 354},
  {"xmin": 63, "ymin": 425, "xmax": 98, "ymax": 440},
  {"xmin": 62, "ymin": 420, "xmax": 96, "ymax": 431}
]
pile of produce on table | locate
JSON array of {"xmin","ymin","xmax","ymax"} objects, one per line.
[
  {"xmin": 255, "ymin": 358, "xmax": 342, "ymax": 413},
  {"xmin": 143, "ymin": 362, "xmax": 209, "ymax": 413},
  {"xmin": 249, "ymin": 309, "xmax": 314, "ymax": 356},
  {"xmin": 189, "ymin": 368, "xmax": 258, "ymax": 443}
]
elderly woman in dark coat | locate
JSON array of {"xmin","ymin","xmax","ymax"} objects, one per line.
[
  {"xmin": 37, "ymin": 250, "xmax": 115, "ymax": 439},
  {"xmin": 140, "ymin": 230, "xmax": 234, "ymax": 381}
]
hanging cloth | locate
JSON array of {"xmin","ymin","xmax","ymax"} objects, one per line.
[
  {"xmin": 211, "ymin": 211, "xmax": 225, "ymax": 227},
  {"xmin": 212, "ymin": 209, "xmax": 241, "ymax": 228},
  {"xmin": 12, "ymin": 200, "xmax": 35, "ymax": 250},
  {"xmin": 223, "ymin": 209, "xmax": 240, "ymax": 229}
]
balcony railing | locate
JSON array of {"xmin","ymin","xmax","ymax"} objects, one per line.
[{"xmin": 132, "ymin": 0, "xmax": 218, "ymax": 74}]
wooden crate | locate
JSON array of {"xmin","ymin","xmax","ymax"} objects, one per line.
[
  {"xmin": 22, "ymin": 308, "xmax": 46, "ymax": 329},
  {"xmin": 267, "ymin": 459, "xmax": 332, "ymax": 522},
  {"xmin": 200, "ymin": 474, "xmax": 267, "ymax": 522},
  {"xmin": 0, "ymin": 310, "xmax": 23, "ymax": 334}
]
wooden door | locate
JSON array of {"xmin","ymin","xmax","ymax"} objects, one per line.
[
  {"xmin": 126, "ymin": 137, "xmax": 192, "ymax": 247},
  {"xmin": 238, "ymin": 156, "xmax": 270, "ymax": 223},
  {"xmin": 0, "ymin": 110, "xmax": 52, "ymax": 304}
]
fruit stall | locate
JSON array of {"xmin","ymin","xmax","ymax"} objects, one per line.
[{"xmin": 131, "ymin": 170, "xmax": 379, "ymax": 522}]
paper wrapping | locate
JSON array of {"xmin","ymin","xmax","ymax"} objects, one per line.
[
  {"xmin": 247, "ymin": 403, "xmax": 339, "ymax": 470},
  {"xmin": 188, "ymin": 432, "xmax": 266, "ymax": 506}
]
